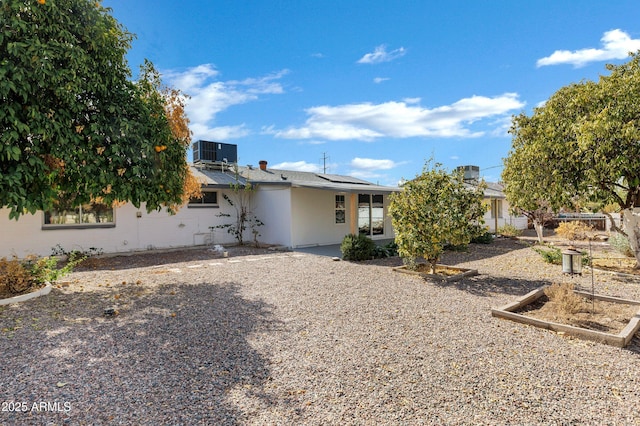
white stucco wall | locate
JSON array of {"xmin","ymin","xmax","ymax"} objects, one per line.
[
  {"xmin": 251, "ymin": 185, "xmax": 293, "ymax": 247},
  {"xmin": 482, "ymin": 199, "xmax": 528, "ymax": 232},
  {"xmin": 0, "ymin": 194, "xmax": 240, "ymax": 258},
  {"xmin": 290, "ymin": 188, "xmax": 350, "ymax": 247},
  {"xmin": 287, "ymin": 188, "xmax": 395, "ymax": 248}
]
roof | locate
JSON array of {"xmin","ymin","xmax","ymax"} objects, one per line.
[
  {"xmin": 464, "ymin": 181, "xmax": 506, "ymax": 199},
  {"xmin": 190, "ymin": 164, "xmax": 399, "ymax": 194}
]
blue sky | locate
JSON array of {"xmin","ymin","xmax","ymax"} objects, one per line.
[{"xmin": 103, "ymin": 0, "xmax": 640, "ymax": 186}]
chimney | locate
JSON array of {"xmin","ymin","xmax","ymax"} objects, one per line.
[{"xmin": 259, "ymin": 160, "xmax": 268, "ymax": 171}]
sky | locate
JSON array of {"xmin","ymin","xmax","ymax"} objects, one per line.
[{"xmin": 102, "ymin": 0, "xmax": 640, "ymax": 186}]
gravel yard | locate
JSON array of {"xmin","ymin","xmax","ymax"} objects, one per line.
[{"xmin": 1, "ymin": 238, "xmax": 639, "ymax": 425}]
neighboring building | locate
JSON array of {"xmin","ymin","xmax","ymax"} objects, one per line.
[
  {"xmin": 458, "ymin": 165, "xmax": 528, "ymax": 233},
  {"xmin": 0, "ymin": 143, "xmax": 399, "ymax": 258}
]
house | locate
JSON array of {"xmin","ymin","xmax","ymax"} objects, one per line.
[
  {"xmin": 458, "ymin": 165, "xmax": 528, "ymax": 233},
  {"xmin": 0, "ymin": 145, "xmax": 399, "ymax": 258}
]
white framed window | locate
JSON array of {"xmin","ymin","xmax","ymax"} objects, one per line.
[
  {"xmin": 44, "ymin": 201, "xmax": 114, "ymax": 229},
  {"xmin": 358, "ymin": 194, "xmax": 384, "ymax": 236},
  {"xmin": 335, "ymin": 194, "xmax": 346, "ymax": 224},
  {"xmin": 188, "ymin": 190, "xmax": 218, "ymax": 207}
]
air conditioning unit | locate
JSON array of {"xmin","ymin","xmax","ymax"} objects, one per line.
[{"xmin": 192, "ymin": 141, "xmax": 238, "ymax": 164}]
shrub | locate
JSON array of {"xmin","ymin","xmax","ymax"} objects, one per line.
[
  {"xmin": 0, "ymin": 257, "xmax": 33, "ymax": 294},
  {"xmin": 497, "ymin": 224, "xmax": 522, "ymax": 237},
  {"xmin": 544, "ymin": 282, "xmax": 586, "ymax": 315},
  {"xmin": 51, "ymin": 244, "xmax": 103, "ymax": 259},
  {"xmin": 533, "ymin": 245, "xmax": 589, "ymax": 266},
  {"xmin": 555, "ymin": 221, "xmax": 593, "ymax": 241},
  {"xmin": 0, "ymin": 254, "xmax": 84, "ymax": 295},
  {"xmin": 533, "ymin": 246, "xmax": 563, "ymax": 265},
  {"xmin": 609, "ymin": 232, "xmax": 633, "ymax": 257},
  {"xmin": 340, "ymin": 234, "xmax": 377, "ymax": 261},
  {"xmin": 471, "ymin": 231, "xmax": 494, "ymax": 244},
  {"xmin": 372, "ymin": 241, "xmax": 399, "ymax": 258}
]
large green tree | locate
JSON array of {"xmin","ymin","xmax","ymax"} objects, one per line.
[
  {"xmin": 1, "ymin": 0, "xmax": 194, "ymax": 219},
  {"xmin": 503, "ymin": 52, "xmax": 640, "ymax": 265},
  {"xmin": 389, "ymin": 162, "xmax": 486, "ymax": 273},
  {"xmin": 502, "ymin": 82, "xmax": 595, "ymax": 242}
]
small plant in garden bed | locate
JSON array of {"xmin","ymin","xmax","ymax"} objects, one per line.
[
  {"xmin": 0, "ymin": 254, "xmax": 85, "ymax": 296},
  {"xmin": 532, "ymin": 244, "xmax": 589, "ymax": 266},
  {"xmin": 555, "ymin": 221, "xmax": 593, "ymax": 241},
  {"xmin": 340, "ymin": 235, "xmax": 398, "ymax": 261},
  {"xmin": 497, "ymin": 224, "xmax": 522, "ymax": 237}
]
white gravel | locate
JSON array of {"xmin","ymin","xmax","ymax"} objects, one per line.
[{"xmin": 1, "ymin": 239, "xmax": 639, "ymax": 425}]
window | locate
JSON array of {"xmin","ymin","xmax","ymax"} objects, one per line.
[
  {"xmin": 188, "ymin": 190, "xmax": 218, "ymax": 207},
  {"xmin": 44, "ymin": 201, "xmax": 114, "ymax": 228},
  {"xmin": 358, "ymin": 194, "xmax": 384, "ymax": 236},
  {"xmin": 335, "ymin": 194, "xmax": 345, "ymax": 224},
  {"xmin": 491, "ymin": 199, "xmax": 503, "ymax": 219}
]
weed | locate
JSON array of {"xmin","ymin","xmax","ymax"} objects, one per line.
[
  {"xmin": 544, "ymin": 282, "xmax": 587, "ymax": 315},
  {"xmin": 555, "ymin": 221, "xmax": 593, "ymax": 241}
]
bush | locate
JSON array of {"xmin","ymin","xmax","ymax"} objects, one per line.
[
  {"xmin": 340, "ymin": 234, "xmax": 377, "ymax": 261},
  {"xmin": 609, "ymin": 232, "xmax": 633, "ymax": 257},
  {"xmin": 471, "ymin": 231, "xmax": 494, "ymax": 244},
  {"xmin": 497, "ymin": 224, "xmax": 522, "ymax": 237},
  {"xmin": 533, "ymin": 246, "xmax": 563, "ymax": 265},
  {"xmin": 533, "ymin": 245, "xmax": 589, "ymax": 266},
  {"xmin": 372, "ymin": 241, "xmax": 399, "ymax": 259},
  {"xmin": 555, "ymin": 221, "xmax": 593, "ymax": 241},
  {"xmin": 0, "ymin": 257, "xmax": 33, "ymax": 294},
  {"xmin": 0, "ymin": 254, "xmax": 84, "ymax": 295},
  {"xmin": 544, "ymin": 282, "xmax": 586, "ymax": 315}
]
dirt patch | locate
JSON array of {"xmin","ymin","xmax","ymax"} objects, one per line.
[
  {"xmin": 412, "ymin": 264, "xmax": 466, "ymax": 277},
  {"xmin": 0, "ymin": 282, "xmax": 46, "ymax": 300},
  {"xmin": 591, "ymin": 257, "xmax": 640, "ymax": 275},
  {"xmin": 518, "ymin": 294, "xmax": 639, "ymax": 334},
  {"xmin": 74, "ymin": 244, "xmax": 277, "ymax": 271}
]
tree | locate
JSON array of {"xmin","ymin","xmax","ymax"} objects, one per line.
[
  {"xmin": 503, "ymin": 51, "xmax": 640, "ymax": 266},
  {"xmin": 212, "ymin": 166, "xmax": 263, "ymax": 246},
  {"xmin": 0, "ymin": 0, "xmax": 197, "ymax": 219},
  {"xmin": 388, "ymin": 161, "xmax": 486, "ymax": 273}
]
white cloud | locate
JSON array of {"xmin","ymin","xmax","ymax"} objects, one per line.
[
  {"xmin": 373, "ymin": 77, "xmax": 390, "ymax": 84},
  {"xmin": 357, "ymin": 45, "xmax": 407, "ymax": 64},
  {"xmin": 350, "ymin": 157, "xmax": 398, "ymax": 170},
  {"xmin": 537, "ymin": 29, "xmax": 640, "ymax": 68},
  {"xmin": 190, "ymin": 124, "xmax": 250, "ymax": 141},
  {"xmin": 271, "ymin": 93, "xmax": 524, "ymax": 141},
  {"xmin": 270, "ymin": 161, "xmax": 323, "ymax": 173},
  {"xmin": 164, "ymin": 65, "xmax": 288, "ymax": 140}
]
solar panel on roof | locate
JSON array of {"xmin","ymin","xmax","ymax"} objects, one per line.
[{"xmin": 316, "ymin": 174, "xmax": 370, "ymax": 185}]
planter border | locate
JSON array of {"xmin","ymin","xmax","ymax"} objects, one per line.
[
  {"xmin": 491, "ymin": 286, "xmax": 640, "ymax": 348},
  {"xmin": 393, "ymin": 264, "xmax": 478, "ymax": 282},
  {"xmin": 0, "ymin": 282, "xmax": 52, "ymax": 306}
]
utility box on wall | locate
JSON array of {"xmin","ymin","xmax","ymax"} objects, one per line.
[{"xmin": 192, "ymin": 140, "xmax": 238, "ymax": 164}]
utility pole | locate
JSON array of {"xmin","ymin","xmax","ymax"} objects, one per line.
[{"xmin": 321, "ymin": 152, "xmax": 330, "ymax": 173}]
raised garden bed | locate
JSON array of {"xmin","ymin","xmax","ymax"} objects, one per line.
[
  {"xmin": 393, "ymin": 264, "xmax": 478, "ymax": 282},
  {"xmin": 0, "ymin": 282, "xmax": 52, "ymax": 306},
  {"xmin": 492, "ymin": 287, "xmax": 640, "ymax": 347}
]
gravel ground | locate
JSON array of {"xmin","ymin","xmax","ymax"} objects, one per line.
[{"xmin": 1, "ymin": 238, "xmax": 639, "ymax": 425}]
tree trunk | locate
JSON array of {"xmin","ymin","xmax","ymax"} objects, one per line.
[
  {"xmin": 533, "ymin": 219, "xmax": 545, "ymax": 243},
  {"xmin": 622, "ymin": 208, "xmax": 640, "ymax": 268},
  {"xmin": 428, "ymin": 258, "xmax": 438, "ymax": 275}
]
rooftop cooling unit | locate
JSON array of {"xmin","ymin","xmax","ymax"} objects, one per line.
[{"xmin": 192, "ymin": 141, "xmax": 238, "ymax": 164}]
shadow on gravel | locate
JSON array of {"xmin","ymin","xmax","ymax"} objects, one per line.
[
  {"xmin": 0, "ymin": 282, "xmax": 281, "ymax": 425},
  {"xmin": 439, "ymin": 238, "xmax": 534, "ymax": 264},
  {"xmin": 74, "ymin": 246, "xmax": 276, "ymax": 272},
  {"xmin": 433, "ymin": 274, "xmax": 549, "ymax": 298}
]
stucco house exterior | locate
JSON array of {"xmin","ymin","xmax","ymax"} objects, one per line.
[
  {"xmin": 0, "ymin": 159, "xmax": 399, "ymax": 258},
  {"xmin": 458, "ymin": 165, "xmax": 528, "ymax": 233}
]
